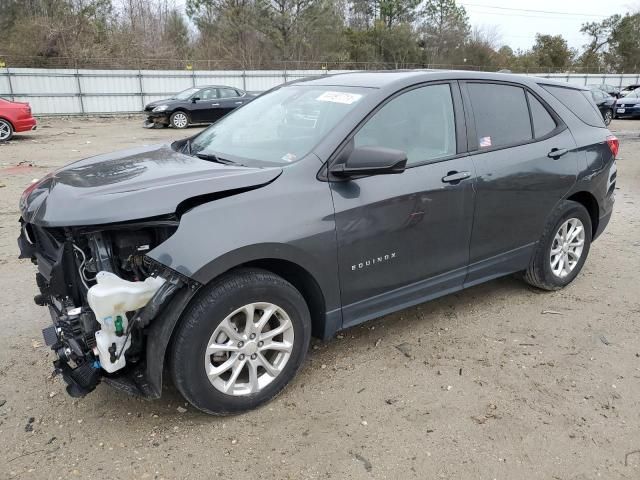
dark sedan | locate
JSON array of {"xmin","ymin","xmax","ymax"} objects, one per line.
[
  {"xmin": 144, "ymin": 85, "xmax": 255, "ymax": 129},
  {"xmin": 587, "ymin": 83, "xmax": 621, "ymax": 98},
  {"xmin": 614, "ymin": 88, "xmax": 640, "ymax": 119},
  {"xmin": 589, "ymin": 87, "xmax": 616, "ymax": 125}
]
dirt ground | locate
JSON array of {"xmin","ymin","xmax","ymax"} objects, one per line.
[{"xmin": 0, "ymin": 117, "xmax": 639, "ymax": 480}]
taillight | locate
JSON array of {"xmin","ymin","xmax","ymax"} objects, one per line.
[{"xmin": 607, "ymin": 135, "xmax": 619, "ymax": 158}]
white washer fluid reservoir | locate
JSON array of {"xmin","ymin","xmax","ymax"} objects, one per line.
[{"xmin": 87, "ymin": 271, "xmax": 165, "ymax": 373}]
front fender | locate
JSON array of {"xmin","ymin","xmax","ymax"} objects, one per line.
[{"xmin": 146, "ymin": 158, "xmax": 341, "ymax": 316}]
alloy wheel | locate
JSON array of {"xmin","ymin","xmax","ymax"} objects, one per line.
[
  {"xmin": 550, "ymin": 218, "xmax": 585, "ymax": 278},
  {"xmin": 172, "ymin": 112, "xmax": 188, "ymax": 128},
  {"xmin": 204, "ymin": 302, "xmax": 295, "ymax": 396},
  {"xmin": 0, "ymin": 120, "xmax": 12, "ymax": 141},
  {"xmin": 604, "ymin": 110, "xmax": 612, "ymax": 125}
]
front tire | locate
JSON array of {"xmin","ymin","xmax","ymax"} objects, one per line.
[
  {"xmin": 523, "ymin": 200, "xmax": 592, "ymax": 291},
  {"xmin": 170, "ymin": 268, "xmax": 311, "ymax": 415},
  {"xmin": 0, "ymin": 119, "xmax": 14, "ymax": 141},
  {"xmin": 604, "ymin": 109, "xmax": 613, "ymax": 125},
  {"xmin": 170, "ymin": 111, "xmax": 189, "ymax": 129}
]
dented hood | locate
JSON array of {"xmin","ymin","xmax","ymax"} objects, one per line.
[{"xmin": 20, "ymin": 144, "xmax": 282, "ymax": 227}]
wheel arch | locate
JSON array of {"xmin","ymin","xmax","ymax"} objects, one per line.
[
  {"xmin": 144, "ymin": 249, "xmax": 341, "ymax": 398},
  {"xmin": 566, "ymin": 191, "xmax": 599, "ymax": 237},
  {"xmin": 0, "ymin": 116, "xmax": 15, "ymax": 129},
  {"xmin": 170, "ymin": 109, "xmax": 191, "ymax": 124},
  {"xmin": 237, "ymin": 258, "xmax": 328, "ymax": 339}
]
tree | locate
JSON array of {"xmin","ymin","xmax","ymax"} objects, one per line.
[
  {"xmin": 578, "ymin": 15, "xmax": 620, "ymax": 71},
  {"xmin": 162, "ymin": 9, "xmax": 191, "ymax": 59},
  {"xmin": 187, "ymin": 0, "xmax": 271, "ymax": 68},
  {"xmin": 463, "ymin": 25, "xmax": 500, "ymax": 69},
  {"xmin": 420, "ymin": 0, "xmax": 470, "ymax": 65},
  {"xmin": 607, "ymin": 13, "xmax": 640, "ymax": 72},
  {"xmin": 531, "ymin": 34, "xmax": 574, "ymax": 71}
]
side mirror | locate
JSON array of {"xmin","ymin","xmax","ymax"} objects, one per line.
[
  {"xmin": 191, "ymin": 97, "xmax": 200, "ymax": 103},
  {"xmin": 330, "ymin": 146, "xmax": 407, "ymax": 177}
]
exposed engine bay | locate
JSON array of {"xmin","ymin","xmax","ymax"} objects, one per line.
[{"xmin": 18, "ymin": 219, "xmax": 188, "ymax": 397}]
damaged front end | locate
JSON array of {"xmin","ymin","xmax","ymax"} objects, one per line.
[{"xmin": 18, "ymin": 218, "xmax": 193, "ymax": 398}]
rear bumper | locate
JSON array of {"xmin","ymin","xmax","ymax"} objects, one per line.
[
  {"xmin": 594, "ymin": 210, "xmax": 612, "ymax": 241},
  {"xmin": 614, "ymin": 107, "xmax": 640, "ymax": 118},
  {"xmin": 14, "ymin": 116, "xmax": 37, "ymax": 132}
]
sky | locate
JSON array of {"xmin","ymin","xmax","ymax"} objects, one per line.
[{"xmin": 461, "ymin": 0, "xmax": 639, "ymax": 51}]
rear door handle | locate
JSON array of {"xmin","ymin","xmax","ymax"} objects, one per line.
[
  {"xmin": 211, "ymin": 103, "xmax": 220, "ymax": 106},
  {"xmin": 442, "ymin": 171, "xmax": 471, "ymax": 184},
  {"xmin": 235, "ymin": 101, "xmax": 243, "ymax": 104},
  {"xmin": 548, "ymin": 148, "xmax": 569, "ymax": 159}
]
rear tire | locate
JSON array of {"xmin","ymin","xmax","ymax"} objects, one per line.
[
  {"xmin": 170, "ymin": 111, "xmax": 189, "ymax": 129},
  {"xmin": 0, "ymin": 119, "xmax": 14, "ymax": 141},
  {"xmin": 170, "ymin": 268, "xmax": 311, "ymax": 415},
  {"xmin": 523, "ymin": 200, "xmax": 592, "ymax": 291},
  {"xmin": 604, "ymin": 109, "xmax": 613, "ymax": 125}
]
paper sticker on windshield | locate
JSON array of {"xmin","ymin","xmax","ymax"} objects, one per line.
[
  {"xmin": 316, "ymin": 91, "xmax": 363, "ymax": 105},
  {"xmin": 281, "ymin": 153, "xmax": 297, "ymax": 162}
]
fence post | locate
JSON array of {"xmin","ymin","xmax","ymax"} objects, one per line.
[
  {"xmin": 6, "ymin": 67, "xmax": 15, "ymax": 101},
  {"xmin": 242, "ymin": 70, "xmax": 247, "ymax": 91},
  {"xmin": 138, "ymin": 69, "xmax": 145, "ymax": 110},
  {"xmin": 75, "ymin": 68, "xmax": 85, "ymax": 115},
  {"xmin": 192, "ymin": 67, "xmax": 196, "ymax": 87}
]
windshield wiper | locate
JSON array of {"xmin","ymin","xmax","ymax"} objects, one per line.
[{"xmin": 194, "ymin": 152, "xmax": 239, "ymax": 166}]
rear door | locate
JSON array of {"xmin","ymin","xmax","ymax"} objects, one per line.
[
  {"xmin": 215, "ymin": 87, "xmax": 245, "ymax": 120},
  {"xmin": 461, "ymin": 81, "xmax": 579, "ymax": 285},
  {"xmin": 330, "ymin": 82, "xmax": 476, "ymax": 326}
]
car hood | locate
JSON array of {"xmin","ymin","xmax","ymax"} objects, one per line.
[
  {"xmin": 20, "ymin": 144, "xmax": 282, "ymax": 227},
  {"xmin": 144, "ymin": 98, "xmax": 177, "ymax": 110}
]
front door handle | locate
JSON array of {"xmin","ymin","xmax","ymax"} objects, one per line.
[
  {"xmin": 235, "ymin": 101, "xmax": 243, "ymax": 104},
  {"xmin": 548, "ymin": 148, "xmax": 569, "ymax": 159},
  {"xmin": 211, "ymin": 103, "xmax": 220, "ymax": 106},
  {"xmin": 442, "ymin": 171, "xmax": 471, "ymax": 184}
]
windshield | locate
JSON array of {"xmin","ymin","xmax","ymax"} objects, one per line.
[
  {"xmin": 172, "ymin": 87, "xmax": 200, "ymax": 100},
  {"xmin": 190, "ymin": 85, "xmax": 370, "ymax": 166},
  {"xmin": 623, "ymin": 89, "xmax": 639, "ymax": 99}
]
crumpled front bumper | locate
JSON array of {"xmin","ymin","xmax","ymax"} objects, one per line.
[{"xmin": 144, "ymin": 112, "xmax": 170, "ymax": 127}]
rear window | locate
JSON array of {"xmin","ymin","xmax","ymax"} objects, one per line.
[
  {"xmin": 541, "ymin": 85, "xmax": 604, "ymax": 128},
  {"xmin": 468, "ymin": 83, "xmax": 532, "ymax": 149},
  {"xmin": 527, "ymin": 92, "xmax": 557, "ymax": 138}
]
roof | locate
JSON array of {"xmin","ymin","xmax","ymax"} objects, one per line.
[{"xmin": 296, "ymin": 70, "xmax": 588, "ymax": 91}]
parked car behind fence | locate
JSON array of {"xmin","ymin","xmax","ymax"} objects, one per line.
[{"xmin": 144, "ymin": 85, "xmax": 256, "ymax": 129}]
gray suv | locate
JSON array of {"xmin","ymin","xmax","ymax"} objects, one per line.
[{"xmin": 18, "ymin": 71, "xmax": 618, "ymax": 414}]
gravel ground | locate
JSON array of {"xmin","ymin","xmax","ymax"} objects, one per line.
[{"xmin": 0, "ymin": 117, "xmax": 639, "ymax": 480}]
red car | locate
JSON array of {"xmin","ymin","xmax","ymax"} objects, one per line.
[{"xmin": 0, "ymin": 97, "xmax": 37, "ymax": 141}]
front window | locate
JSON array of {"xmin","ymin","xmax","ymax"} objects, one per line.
[
  {"xmin": 353, "ymin": 84, "xmax": 456, "ymax": 165},
  {"xmin": 190, "ymin": 85, "xmax": 370, "ymax": 166},
  {"xmin": 172, "ymin": 87, "xmax": 200, "ymax": 100}
]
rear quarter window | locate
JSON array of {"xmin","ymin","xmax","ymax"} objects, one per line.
[
  {"xmin": 527, "ymin": 92, "xmax": 557, "ymax": 138},
  {"xmin": 541, "ymin": 85, "xmax": 604, "ymax": 128}
]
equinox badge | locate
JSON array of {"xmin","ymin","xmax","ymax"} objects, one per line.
[{"xmin": 352, "ymin": 252, "xmax": 397, "ymax": 271}]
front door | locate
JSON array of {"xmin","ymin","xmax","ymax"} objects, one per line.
[
  {"xmin": 190, "ymin": 87, "xmax": 219, "ymax": 123},
  {"xmin": 330, "ymin": 82, "xmax": 476, "ymax": 327}
]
